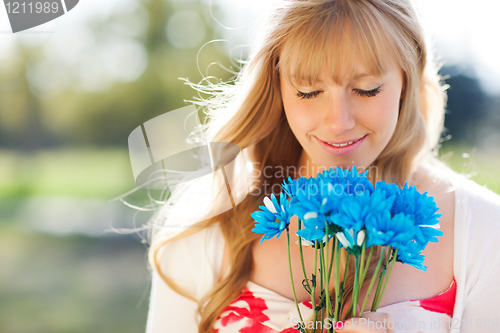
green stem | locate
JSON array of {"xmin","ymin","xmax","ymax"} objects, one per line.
[
  {"xmin": 359, "ymin": 246, "xmax": 386, "ymax": 315},
  {"xmin": 374, "ymin": 248, "xmax": 398, "ymax": 310},
  {"xmin": 320, "ymin": 306, "xmax": 324, "ymax": 333},
  {"xmin": 371, "ymin": 247, "xmax": 392, "ymax": 312},
  {"xmin": 333, "ymin": 240, "xmax": 341, "ymax": 322},
  {"xmin": 328, "ymin": 238, "xmax": 336, "ymax": 283},
  {"xmin": 371, "ymin": 271, "xmax": 385, "ymax": 312},
  {"xmin": 359, "ymin": 246, "xmax": 373, "ymax": 286},
  {"xmin": 323, "ymin": 223, "xmax": 333, "ymax": 319},
  {"xmin": 351, "ymin": 255, "xmax": 360, "ymax": 318},
  {"xmin": 342, "ymin": 302, "xmax": 353, "ymax": 321},
  {"xmin": 286, "ymin": 229, "xmax": 305, "ymax": 324},
  {"xmin": 353, "ymin": 241, "xmax": 366, "ymax": 317},
  {"xmin": 359, "ymin": 241, "xmax": 366, "ymax": 281},
  {"xmin": 323, "ymin": 246, "xmax": 333, "ymax": 320},
  {"xmin": 310, "ymin": 240, "xmax": 319, "ymax": 333},
  {"xmin": 319, "ymin": 240, "xmax": 325, "ymax": 306},
  {"xmin": 297, "ymin": 220, "xmax": 312, "ymax": 294},
  {"xmin": 339, "ymin": 254, "xmax": 350, "ymax": 319}
]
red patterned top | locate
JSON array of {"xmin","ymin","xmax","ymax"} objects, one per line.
[{"xmin": 214, "ymin": 278, "xmax": 456, "ymax": 333}]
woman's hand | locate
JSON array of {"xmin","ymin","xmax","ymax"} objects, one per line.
[{"xmin": 334, "ymin": 311, "xmax": 395, "ymax": 333}]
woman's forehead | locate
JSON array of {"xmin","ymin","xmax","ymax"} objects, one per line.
[
  {"xmin": 281, "ymin": 48, "xmax": 398, "ymax": 87},
  {"xmin": 289, "ymin": 63, "xmax": 390, "ymax": 85},
  {"xmin": 277, "ymin": 8, "xmax": 403, "ymax": 87}
]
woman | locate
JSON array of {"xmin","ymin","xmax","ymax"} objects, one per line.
[{"xmin": 145, "ymin": 1, "xmax": 500, "ymax": 332}]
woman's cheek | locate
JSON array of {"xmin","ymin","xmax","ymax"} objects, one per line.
[{"xmin": 287, "ymin": 106, "xmax": 314, "ymax": 137}]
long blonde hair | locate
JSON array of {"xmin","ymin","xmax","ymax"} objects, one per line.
[{"xmin": 148, "ymin": 0, "xmax": 448, "ymax": 331}]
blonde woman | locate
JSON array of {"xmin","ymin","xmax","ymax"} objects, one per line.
[{"xmin": 145, "ymin": 1, "xmax": 500, "ymax": 332}]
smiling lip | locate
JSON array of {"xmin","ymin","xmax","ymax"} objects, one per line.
[{"xmin": 316, "ymin": 135, "xmax": 367, "ymax": 155}]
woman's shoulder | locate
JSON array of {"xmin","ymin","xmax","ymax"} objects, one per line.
[
  {"xmin": 421, "ymin": 159, "xmax": 500, "ymax": 242},
  {"xmin": 153, "ymin": 222, "xmax": 225, "ymax": 300},
  {"xmin": 420, "ymin": 158, "xmax": 500, "ymax": 210}
]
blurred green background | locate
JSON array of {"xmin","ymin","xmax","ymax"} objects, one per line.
[{"xmin": 0, "ymin": 0, "xmax": 499, "ymax": 332}]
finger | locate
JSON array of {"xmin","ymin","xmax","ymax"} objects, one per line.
[
  {"xmin": 334, "ymin": 312, "xmax": 395, "ymax": 333},
  {"xmin": 362, "ymin": 311, "xmax": 395, "ymax": 333}
]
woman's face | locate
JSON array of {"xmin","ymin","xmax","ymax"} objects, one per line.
[{"xmin": 280, "ymin": 61, "xmax": 404, "ymax": 176}]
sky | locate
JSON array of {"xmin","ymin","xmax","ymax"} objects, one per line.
[{"xmin": 1, "ymin": 0, "xmax": 500, "ymax": 94}]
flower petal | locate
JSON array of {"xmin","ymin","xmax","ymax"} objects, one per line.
[{"xmin": 264, "ymin": 196, "xmax": 277, "ymax": 214}]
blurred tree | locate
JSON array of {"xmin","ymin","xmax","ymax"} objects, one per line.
[
  {"xmin": 440, "ymin": 65, "xmax": 488, "ymax": 145},
  {"xmin": 49, "ymin": 0, "xmax": 233, "ymax": 146},
  {"xmin": 477, "ymin": 92, "xmax": 500, "ymax": 151},
  {"xmin": 0, "ymin": 0, "xmax": 233, "ymax": 149},
  {"xmin": 0, "ymin": 48, "xmax": 59, "ymax": 149}
]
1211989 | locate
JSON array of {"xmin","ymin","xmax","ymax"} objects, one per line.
[{"xmin": 5, "ymin": 2, "xmax": 59, "ymax": 14}]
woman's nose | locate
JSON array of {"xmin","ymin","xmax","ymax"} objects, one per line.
[{"xmin": 324, "ymin": 90, "xmax": 355, "ymax": 134}]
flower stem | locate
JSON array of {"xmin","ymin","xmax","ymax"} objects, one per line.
[
  {"xmin": 328, "ymin": 238, "xmax": 336, "ymax": 283},
  {"xmin": 340, "ymin": 254, "xmax": 350, "ymax": 319},
  {"xmin": 353, "ymin": 241, "xmax": 367, "ymax": 317},
  {"xmin": 359, "ymin": 241, "xmax": 366, "ymax": 281},
  {"xmin": 320, "ymin": 240, "xmax": 325, "ymax": 301},
  {"xmin": 310, "ymin": 240, "xmax": 319, "ymax": 333},
  {"xmin": 351, "ymin": 255, "xmax": 360, "ymax": 318},
  {"xmin": 286, "ymin": 228, "xmax": 305, "ymax": 324},
  {"xmin": 359, "ymin": 246, "xmax": 373, "ymax": 286},
  {"xmin": 371, "ymin": 247, "xmax": 392, "ymax": 312},
  {"xmin": 374, "ymin": 248, "xmax": 398, "ymax": 310},
  {"xmin": 371, "ymin": 271, "xmax": 385, "ymax": 312},
  {"xmin": 333, "ymin": 240, "xmax": 341, "ymax": 322},
  {"xmin": 323, "ymin": 244, "xmax": 333, "ymax": 319},
  {"xmin": 359, "ymin": 246, "xmax": 386, "ymax": 315},
  {"xmin": 298, "ymin": 220, "xmax": 312, "ymax": 294},
  {"xmin": 323, "ymin": 222, "xmax": 333, "ymax": 319}
]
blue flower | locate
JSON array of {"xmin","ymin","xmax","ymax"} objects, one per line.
[
  {"xmin": 291, "ymin": 178, "xmax": 346, "ymax": 242},
  {"xmin": 318, "ymin": 166, "xmax": 374, "ymax": 196},
  {"xmin": 365, "ymin": 211, "xmax": 416, "ymax": 248},
  {"xmin": 336, "ymin": 229, "xmax": 366, "ymax": 254},
  {"xmin": 294, "ymin": 201, "xmax": 328, "ymax": 242},
  {"xmin": 282, "ymin": 176, "xmax": 308, "ymax": 200},
  {"xmin": 328, "ymin": 187, "xmax": 395, "ymax": 232},
  {"xmin": 291, "ymin": 167, "xmax": 379, "ymax": 243},
  {"xmin": 376, "ymin": 181, "xmax": 443, "ymax": 248},
  {"xmin": 395, "ymin": 240, "xmax": 427, "ymax": 271},
  {"xmin": 251, "ymin": 192, "xmax": 292, "ymax": 243}
]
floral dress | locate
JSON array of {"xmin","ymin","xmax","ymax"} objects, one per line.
[{"xmin": 214, "ymin": 278, "xmax": 456, "ymax": 333}]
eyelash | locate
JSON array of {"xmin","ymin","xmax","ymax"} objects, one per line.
[
  {"xmin": 296, "ymin": 86, "xmax": 382, "ymax": 99},
  {"xmin": 354, "ymin": 86, "xmax": 382, "ymax": 97},
  {"xmin": 296, "ymin": 90, "xmax": 321, "ymax": 99}
]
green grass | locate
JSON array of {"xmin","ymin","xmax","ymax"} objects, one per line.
[
  {"xmin": 0, "ymin": 149, "xmax": 157, "ymax": 332},
  {"xmin": 0, "ymin": 230, "xmax": 150, "ymax": 333},
  {"xmin": 437, "ymin": 143, "xmax": 500, "ymax": 194},
  {"xmin": 0, "ymin": 148, "xmax": 139, "ymax": 199}
]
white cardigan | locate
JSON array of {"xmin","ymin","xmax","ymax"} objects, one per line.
[{"xmin": 145, "ymin": 172, "xmax": 500, "ymax": 333}]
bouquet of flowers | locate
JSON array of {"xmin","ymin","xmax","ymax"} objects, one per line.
[{"xmin": 251, "ymin": 167, "xmax": 442, "ymax": 333}]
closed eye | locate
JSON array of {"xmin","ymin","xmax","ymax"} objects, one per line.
[
  {"xmin": 296, "ymin": 90, "xmax": 321, "ymax": 99},
  {"xmin": 354, "ymin": 86, "xmax": 382, "ymax": 97}
]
